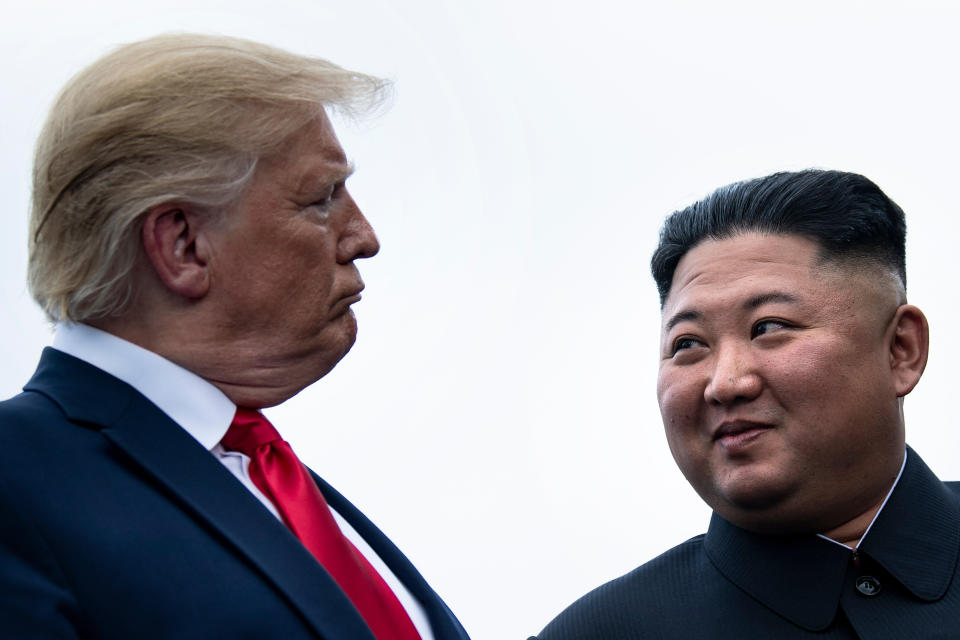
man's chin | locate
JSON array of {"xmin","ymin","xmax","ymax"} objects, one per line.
[
  {"xmin": 704, "ymin": 476, "xmax": 800, "ymax": 524},
  {"xmin": 304, "ymin": 330, "xmax": 357, "ymax": 381},
  {"xmin": 709, "ymin": 485, "xmax": 830, "ymax": 534}
]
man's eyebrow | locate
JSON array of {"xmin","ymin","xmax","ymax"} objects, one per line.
[
  {"xmin": 665, "ymin": 292, "xmax": 798, "ymax": 331},
  {"xmin": 296, "ymin": 161, "xmax": 355, "ymax": 195},
  {"xmin": 665, "ymin": 310, "xmax": 701, "ymax": 332},
  {"xmin": 743, "ymin": 292, "xmax": 798, "ymax": 310}
]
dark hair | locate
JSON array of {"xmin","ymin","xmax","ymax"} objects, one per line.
[{"xmin": 651, "ymin": 169, "xmax": 907, "ymax": 306}]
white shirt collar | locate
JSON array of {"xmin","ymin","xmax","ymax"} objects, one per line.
[
  {"xmin": 52, "ymin": 323, "xmax": 236, "ymax": 450},
  {"xmin": 52, "ymin": 324, "xmax": 436, "ymax": 639}
]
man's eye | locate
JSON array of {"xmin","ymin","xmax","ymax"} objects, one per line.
[
  {"xmin": 752, "ymin": 320, "xmax": 789, "ymax": 337},
  {"xmin": 309, "ymin": 183, "xmax": 343, "ymax": 215},
  {"xmin": 672, "ymin": 337, "xmax": 702, "ymax": 354},
  {"xmin": 312, "ymin": 189, "xmax": 335, "ymax": 210}
]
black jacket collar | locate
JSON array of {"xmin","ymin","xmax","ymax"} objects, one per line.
[{"xmin": 703, "ymin": 448, "xmax": 960, "ymax": 631}]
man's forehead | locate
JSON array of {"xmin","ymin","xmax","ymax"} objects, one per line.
[
  {"xmin": 262, "ymin": 117, "xmax": 354, "ymax": 191},
  {"xmin": 659, "ymin": 235, "xmax": 904, "ymax": 335},
  {"xmin": 667, "ymin": 233, "xmax": 820, "ymax": 293},
  {"xmin": 658, "ymin": 233, "xmax": 852, "ymax": 330}
]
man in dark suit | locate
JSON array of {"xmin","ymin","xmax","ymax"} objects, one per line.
[
  {"xmin": 0, "ymin": 33, "xmax": 469, "ymax": 640},
  {"xmin": 532, "ymin": 170, "xmax": 960, "ymax": 638}
]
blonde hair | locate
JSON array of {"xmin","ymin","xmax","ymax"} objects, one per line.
[{"xmin": 29, "ymin": 33, "xmax": 389, "ymax": 322}]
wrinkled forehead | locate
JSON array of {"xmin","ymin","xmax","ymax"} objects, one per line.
[{"xmin": 257, "ymin": 115, "xmax": 352, "ymax": 186}]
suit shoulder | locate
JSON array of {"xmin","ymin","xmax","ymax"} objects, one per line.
[
  {"xmin": 0, "ymin": 389, "xmax": 101, "ymax": 485},
  {"xmin": 536, "ymin": 534, "xmax": 709, "ymax": 640},
  {"xmin": 0, "ymin": 389, "xmax": 68, "ymax": 432},
  {"xmin": 945, "ymin": 481, "xmax": 960, "ymax": 498}
]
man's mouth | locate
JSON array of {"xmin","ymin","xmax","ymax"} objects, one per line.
[
  {"xmin": 329, "ymin": 284, "xmax": 365, "ymax": 318},
  {"xmin": 712, "ymin": 420, "xmax": 773, "ymax": 450}
]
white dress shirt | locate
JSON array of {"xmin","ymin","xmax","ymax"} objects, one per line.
[{"xmin": 53, "ymin": 323, "xmax": 434, "ymax": 640}]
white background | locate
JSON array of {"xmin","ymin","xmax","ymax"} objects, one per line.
[{"xmin": 3, "ymin": 2, "xmax": 959, "ymax": 638}]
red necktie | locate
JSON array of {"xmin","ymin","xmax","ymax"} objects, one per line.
[{"xmin": 222, "ymin": 408, "xmax": 423, "ymax": 640}]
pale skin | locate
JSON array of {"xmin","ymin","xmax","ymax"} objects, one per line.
[
  {"xmin": 91, "ymin": 113, "xmax": 379, "ymax": 408},
  {"xmin": 657, "ymin": 233, "xmax": 929, "ymax": 545}
]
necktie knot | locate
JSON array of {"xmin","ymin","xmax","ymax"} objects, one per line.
[{"xmin": 221, "ymin": 407, "xmax": 282, "ymax": 456}]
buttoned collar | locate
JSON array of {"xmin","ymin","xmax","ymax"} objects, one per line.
[
  {"xmin": 858, "ymin": 449, "xmax": 960, "ymax": 601},
  {"xmin": 52, "ymin": 322, "xmax": 236, "ymax": 450},
  {"xmin": 703, "ymin": 448, "xmax": 960, "ymax": 631}
]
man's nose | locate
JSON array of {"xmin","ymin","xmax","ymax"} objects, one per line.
[
  {"xmin": 704, "ymin": 345, "xmax": 762, "ymax": 405},
  {"xmin": 337, "ymin": 200, "xmax": 380, "ymax": 263}
]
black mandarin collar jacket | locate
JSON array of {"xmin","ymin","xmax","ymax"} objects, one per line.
[{"xmin": 535, "ymin": 447, "xmax": 960, "ymax": 639}]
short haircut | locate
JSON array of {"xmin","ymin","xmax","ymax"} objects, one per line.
[
  {"xmin": 650, "ymin": 169, "xmax": 908, "ymax": 306},
  {"xmin": 29, "ymin": 33, "xmax": 389, "ymax": 322}
]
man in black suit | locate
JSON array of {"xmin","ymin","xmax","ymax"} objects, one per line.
[
  {"xmin": 0, "ymin": 33, "xmax": 469, "ymax": 640},
  {"xmin": 532, "ymin": 170, "xmax": 960, "ymax": 638}
]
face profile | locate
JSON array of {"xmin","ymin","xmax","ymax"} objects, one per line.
[
  {"xmin": 200, "ymin": 113, "xmax": 380, "ymax": 403},
  {"xmin": 657, "ymin": 232, "xmax": 926, "ymax": 535}
]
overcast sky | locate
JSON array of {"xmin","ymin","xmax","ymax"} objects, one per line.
[{"xmin": 3, "ymin": 2, "xmax": 960, "ymax": 638}]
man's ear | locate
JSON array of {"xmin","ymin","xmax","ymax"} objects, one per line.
[
  {"xmin": 889, "ymin": 304, "xmax": 929, "ymax": 397},
  {"xmin": 141, "ymin": 203, "xmax": 212, "ymax": 299}
]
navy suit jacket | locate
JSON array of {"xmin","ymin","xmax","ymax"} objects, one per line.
[
  {"xmin": 533, "ymin": 448, "xmax": 960, "ymax": 639},
  {"xmin": 0, "ymin": 348, "xmax": 469, "ymax": 640}
]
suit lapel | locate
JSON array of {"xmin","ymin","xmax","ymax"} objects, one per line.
[
  {"xmin": 26, "ymin": 348, "xmax": 376, "ymax": 640},
  {"xmin": 315, "ymin": 475, "xmax": 470, "ymax": 640}
]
